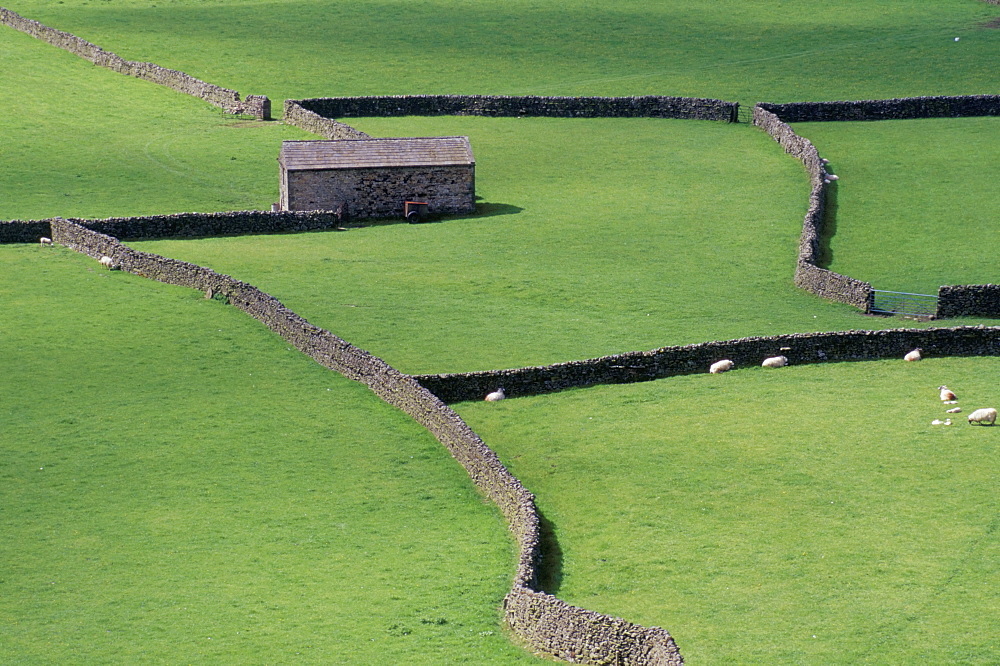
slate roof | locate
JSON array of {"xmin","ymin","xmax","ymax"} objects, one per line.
[{"xmin": 280, "ymin": 137, "xmax": 474, "ymax": 171}]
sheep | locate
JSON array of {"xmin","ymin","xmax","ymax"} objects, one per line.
[
  {"xmin": 903, "ymin": 348, "xmax": 922, "ymax": 362},
  {"xmin": 938, "ymin": 385, "xmax": 958, "ymax": 403},
  {"xmin": 98, "ymin": 256, "xmax": 116, "ymax": 270},
  {"xmin": 709, "ymin": 359, "xmax": 734, "ymax": 374},
  {"xmin": 967, "ymin": 407, "xmax": 997, "ymax": 426},
  {"xmin": 39, "ymin": 237, "xmax": 53, "ymax": 246},
  {"xmin": 761, "ymin": 355, "xmax": 788, "ymax": 368},
  {"xmin": 946, "ymin": 407, "xmax": 962, "ymax": 414},
  {"xmin": 485, "ymin": 387, "xmax": 506, "ymax": 402}
]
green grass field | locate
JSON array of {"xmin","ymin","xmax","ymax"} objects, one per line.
[
  {"xmin": 3, "ymin": 0, "xmax": 999, "ymax": 662},
  {"xmin": 456, "ymin": 358, "xmax": 1000, "ymax": 663}
]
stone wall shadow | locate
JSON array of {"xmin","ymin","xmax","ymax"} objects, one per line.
[
  {"xmin": 817, "ymin": 182, "xmax": 837, "ymax": 269},
  {"xmin": 536, "ymin": 510, "xmax": 564, "ymax": 594}
]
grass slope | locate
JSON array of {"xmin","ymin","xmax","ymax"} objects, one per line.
[
  {"xmin": 456, "ymin": 359, "xmax": 1000, "ymax": 663},
  {"xmin": 4, "ymin": 0, "xmax": 999, "ymax": 105},
  {"xmin": 134, "ymin": 115, "xmax": 997, "ymax": 374},
  {"xmin": 0, "ymin": 26, "xmax": 315, "ymax": 221},
  {"xmin": 0, "ymin": 246, "xmax": 540, "ymax": 664},
  {"xmin": 793, "ymin": 116, "xmax": 1000, "ymax": 293}
]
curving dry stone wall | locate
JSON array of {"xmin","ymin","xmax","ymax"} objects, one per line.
[
  {"xmin": 752, "ymin": 105, "xmax": 872, "ymax": 311},
  {"xmin": 48, "ymin": 217, "xmax": 684, "ymax": 665},
  {"xmin": 0, "ymin": 7, "xmax": 270, "ymax": 119}
]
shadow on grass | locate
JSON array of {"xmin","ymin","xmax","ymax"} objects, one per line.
[
  {"xmin": 817, "ymin": 182, "xmax": 838, "ymax": 269},
  {"xmin": 472, "ymin": 202, "xmax": 524, "ymax": 218},
  {"xmin": 536, "ymin": 509, "xmax": 564, "ymax": 594}
]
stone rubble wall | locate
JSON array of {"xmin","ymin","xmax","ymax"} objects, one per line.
[
  {"xmin": 414, "ymin": 327, "xmax": 1000, "ymax": 403},
  {"xmin": 282, "ymin": 99, "xmax": 373, "ymax": 140},
  {"xmin": 1, "ymin": 210, "xmax": 346, "ymax": 243},
  {"xmin": 752, "ymin": 105, "xmax": 874, "ymax": 311},
  {"xmin": 938, "ymin": 284, "xmax": 1000, "ymax": 318},
  {"xmin": 286, "ymin": 94, "xmax": 738, "ymax": 123},
  {"xmin": 757, "ymin": 95, "xmax": 1000, "ymax": 123},
  {"xmin": 49, "ymin": 217, "xmax": 684, "ymax": 665},
  {"xmin": 0, "ymin": 7, "xmax": 270, "ymax": 119}
]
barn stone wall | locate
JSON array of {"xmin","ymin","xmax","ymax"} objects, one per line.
[
  {"xmin": 0, "ymin": 7, "xmax": 270, "ymax": 119},
  {"xmin": 49, "ymin": 217, "xmax": 684, "ymax": 666},
  {"xmin": 286, "ymin": 94, "xmax": 738, "ymax": 123},
  {"xmin": 283, "ymin": 165, "xmax": 475, "ymax": 218}
]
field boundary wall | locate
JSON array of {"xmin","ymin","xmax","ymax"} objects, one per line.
[
  {"xmin": 753, "ymin": 96, "xmax": 1000, "ymax": 318},
  {"xmin": 0, "ymin": 7, "xmax": 270, "ymax": 119},
  {"xmin": 414, "ymin": 326, "xmax": 1000, "ymax": 402},
  {"xmin": 284, "ymin": 94, "xmax": 739, "ymax": 128},
  {"xmin": 49, "ymin": 218, "xmax": 684, "ymax": 666},
  {"xmin": 0, "ymin": 210, "xmax": 350, "ymax": 243}
]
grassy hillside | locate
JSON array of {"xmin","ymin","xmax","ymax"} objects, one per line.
[
  {"xmin": 457, "ymin": 358, "xmax": 1000, "ymax": 663},
  {"xmin": 793, "ymin": 116, "xmax": 1000, "ymax": 294},
  {"xmin": 0, "ymin": 245, "xmax": 540, "ymax": 664},
  {"xmin": 4, "ymin": 0, "xmax": 999, "ymax": 105}
]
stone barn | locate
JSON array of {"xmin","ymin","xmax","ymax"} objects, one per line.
[{"xmin": 278, "ymin": 137, "xmax": 475, "ymax": 219}]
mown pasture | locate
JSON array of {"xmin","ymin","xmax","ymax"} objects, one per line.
[
  {"xmin": 4, "ymin": 0, "xmax": 999, "ymax": 105},
  {"xmin": 456, "ymin": 358, "xmax": 1000, "ymax": 663},
  {"xmin": 0, "ymin": 245, "xmax": 540, "ymax": 664},
  {"xmin": 2, "ymin": 0, "xmax": 999, "ymax": 662}
]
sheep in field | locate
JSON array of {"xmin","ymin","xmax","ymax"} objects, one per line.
[
  {"xmin": 761, "ymin": 355, "xmax": 788, "ymax": 368},
  {"xmin": 709, "ymin": 360, "xmax": 734, "ymax": 374},
  {"xmin": 904, "ymin": 348, "xmax": 922, "ymax": 362},
  {"xmin": 98, "ymin": 256, "xmax": 116, "ymax": 270},
  {"xmin": 39, "ymin": 237, "xmax": 53, "ymax": 246},
  {"xmin": 485, "ymin": 387, "xmax": 506, "ymax": 402},
  {"xmin": 967, "ymin": 408, "xmax": 997, "ymax": 426},
  {"xmin": 938, "ymin": 385, "xmax": 958, "ymax": 403}
]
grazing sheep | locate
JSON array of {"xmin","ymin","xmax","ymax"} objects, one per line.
[
  {"xmin": 39, "ymin": 237, "xmax": 53, "ymax": 246},
  {"xmin": 98, "ymin": 256, "xmax": 116, "ymax": 270},
  {"xmin": 938, "ymin": 385, "xmax": 958, "ymax": 403},
  {"xmin": 761, "ymin": 355, "xmax": 788, "ymax": 368},
  {"xmin": 709, "ymin": 360, "xmax": 734, "ymax": 374},
  {"xmin": 485, "ymin": 387, "xmax": 506, "ymax": 402},
  {"xmin": 903, "ymin": 348, "xmax": 922, "ymax": 362},
  {"xmin": 967, "ymin": 407, "xmax": 997, "ymax": 426}
]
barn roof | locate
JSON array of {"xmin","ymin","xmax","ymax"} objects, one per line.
[{"xmin": 280, "ymin": 137, "xmax": 474, "ymax": 171}]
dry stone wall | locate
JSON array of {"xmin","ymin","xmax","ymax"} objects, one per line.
[
  {"xmin": 287, "ymin": 94, "xmax": 738, "ymax": 123},
  {"xmin": 0, "ymin": 7, "xmax": 270, "ymax": 119},
  {"xmin": 752, "ymin": 105, "xmax": 873, "ymax": 311},
  {"xmin": 414, "ymin": 326, "xmax": 1000, "ymax": 402},
  {"xmin": 49, "ymin": 218, "xmax": 684, "ymax": 665},
  {"xmin": 757, "ymin": 95, "xmax": 1000, "ymax": 123},
  {"xmin": 938, "ymin": 285, "xmax": 1000, "ymax": 318},
  {"xmin": 0, "ymin": 210, "xmax": 346, "ymax": 244}
]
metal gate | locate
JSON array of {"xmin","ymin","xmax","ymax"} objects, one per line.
[{"xmin": 871, "ymin": 290, "xmax": 938, "ymax": 317}]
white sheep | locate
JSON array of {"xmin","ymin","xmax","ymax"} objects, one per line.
[
  {"xmin": 99, "ymin": 256, "xmax": 116, "ymax": 270},
  {"xmin": 39, "ymin": 237, "xmax": 53, "ymax": 246},
  {"xmin": 485, "ymin": 387, "xmax": 506, "ymax": 402},
  {"xmin": 903, "ymin": 348, "xmax": 922, "ymax": 362},
  {"xmin": 761, "ymin": 355, "xmax": 788, "ymax": 368},
  {"xmin": 967, "ymin": 407, "xmax": 997, "ymax": 426},
  {"xmin": 938, "ymin": 385, "xmax": 957, "ymax": 403},
  {"xmin": 709, "ymin": 359, "xmax": 734, "ymax": 374},
  {"xmin": 946, "ymin": 407, "xmax": 962, "ymax": 414}
]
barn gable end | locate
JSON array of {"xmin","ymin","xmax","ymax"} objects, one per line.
[{"xmin": 279, "ymin": 137, "xmax": 475, "ymax": 219}]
